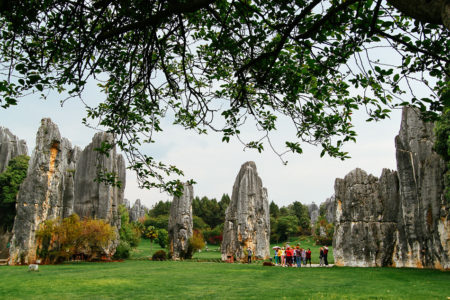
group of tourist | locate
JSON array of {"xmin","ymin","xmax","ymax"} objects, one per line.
[{"xmin": 272, "ymin": 245, "xmax": 329, "ymax": 267}]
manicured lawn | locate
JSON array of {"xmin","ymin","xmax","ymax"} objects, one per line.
[
  {"xmin": 131, "ymin": 236, "xmax": 333, "ymax": 264},
  {"xmin": 0, "ymin": 260, "xmax": 448, "ymax": 299}
]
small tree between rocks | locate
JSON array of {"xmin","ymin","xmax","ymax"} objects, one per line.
[
  {"xmin": 144, "ymin": 225, "xmax": 158, "ymax": 255},
  {"xmin": 184, "ymin": 230, "xmax": 205, "ymax": 259}
]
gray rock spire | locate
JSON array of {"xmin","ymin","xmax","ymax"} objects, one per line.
[
  {"xmin": 221, "ymin": 161, "xmax": 270, "ymax": 261},
  {"xmin": 333, "ymin": 107, "xmax": 449, "ymax": 269},
  {"xmin": 73, "ymin": 132, "xmax": 126, "ymax": 229},
  {"xmin": 168, "ymin": 183, "xmax": 194, "ymax": 259},
  {"xmin": 0, "ymin": 127, "xmax": 28, "ymax": 173},
  {"xmin": 9, "ymin": 119, "xmax": 77, "ymax": 264}
]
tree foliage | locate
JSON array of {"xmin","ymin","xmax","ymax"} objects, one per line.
[
  {"xmin": 0, "ymin": 1, "xmax": 447, "ymax": 194},
  {"xmin": 269, "ymin": 200, "xmax": 312, "ymax": 242},
  {"xmin": 148, "ymin": 200, "xmax": 171, "ymax": 217},
  {"xmin": 0, "ymin": 155, "xmax": 29, "ymax": 231},
  {"xmin": 192, "ymin": 195, "xmax": 229, "ymax": 229},
  {"xmin": 117, "ymin": 204, "xmax": 141, "ymax": 253},
  {"xmin": 434, "ymin": 101, "xmax": 450, "ymax": 202}
]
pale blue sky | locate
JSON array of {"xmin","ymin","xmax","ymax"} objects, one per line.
[{"xmin": 0, "ymin": 86, "xmax": 402, "ymax": 209}]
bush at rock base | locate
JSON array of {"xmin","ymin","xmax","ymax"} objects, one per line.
[
  {"xmin": 35, "ymin": 214, "xmax": 115, "ymax": 264},
  {"xmin": 113, "ymin": 240, "xmax": 131, "ymax": 259},
  {"xmin": 152, "ymin": 250, "xmax": 167, "ymax": 261}
]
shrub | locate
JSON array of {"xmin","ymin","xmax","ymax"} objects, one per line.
[
  {"xmin": 202, "ymin": 226, "xmax": 222, "ymax": 245},
  {"xmin": 184, "ymin": 230, "xmax": 205, "ymax": 259},
  {"xmin": 118, "ymin": 205, "xmax": 141, "ymax": 248},
  {"xmin": 315, "ymin": 236, "xmax": 332, "ymax": 246},
  {"xmin": 156, "ymin": 228, "xmax": 168, "ymax": 248},
  {"xmin": 152, "ymin": 250, "xmax": 167, "ymax": 261},
  {"xmin": 113, "ymin": 240, "xmax": 131, "ymax": 259},
  {"xmin": 35, "ymin": 214, "xmax": 116, "ymax": 263}
]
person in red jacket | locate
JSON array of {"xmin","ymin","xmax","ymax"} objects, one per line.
[
  {"xmin": 305, "ymin": 248, "xmax": 312, "ymax": 267},
  {"xmin": 285, "ymin": 247, "xmax": 293, "ymax": 266}
]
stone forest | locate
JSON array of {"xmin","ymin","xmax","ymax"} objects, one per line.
[{"xmin": 0, "ymin": 106, "xmax": 448, "ymax": 271}]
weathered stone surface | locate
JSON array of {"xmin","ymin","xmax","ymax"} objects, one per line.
[
  {"xmin": 333, "ymin": 168, "xmax": 399, "ymax": 267},
  {"xmin": 123, "ymin": 198, "xmax": 131, "ymax": 210},
  {"xmin": 322, "ymin": 195, "xmax": 336, "ymax": 224},
  {"xmin": 129, "ymin": 199, "xmax": 147, "ymax": 222},
  {"xmin": 73, "ymin": 132, "xmax": 126, "ymax": 230},
  {"xmin": 333, "ymin": 107, "xmax": 449, "ymax": 269},
  {"xmin": 221, "ymin": 161, "xmax": 270, "ymax": 261},
  {"xmin": 9, "ymin": 119, "xmax": 78, "ymax": 264},
  {"xmin": 308, "ymin": 203, "xmax": 319, "ymax": 225},
  {"xmin": 393, "ymin": 107, "xmax": 449, "ymax": 269},
  {"xmin": 0, "ymin": 127, "xmax": 28, "ymax": 173},
  {"xmin": 168, "ymin": 183, "xmax": 194, "ymax": 259}
]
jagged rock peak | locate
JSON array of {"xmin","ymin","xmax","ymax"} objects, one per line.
[
  {"xmin": 333, "ymin": 167, "xmax": 399, "ymax": 267},
  {"xmin": 221, "ymin": 161, "xmax": 270, "ymax": 261},
  {"xmin": 129, "ymin": 199, "xmax": 148, "ymax": 222},
  {"xmin": 323, "ymin": 195, "xmax": 336, "ymax": 224},
  {"xmin": 168, "ymin": 183, "xmax": 194, "ymax": 259},
  {"xmin": 9, "ymin": 118, "xmax": 77, "ymax": 264},
  {"xmin": 394, "ymin": 106, "xmax": 449, "ymax": 269},
  {"xmin": 308, "ymin": 203, "xmax": 319, "ymax": 225},
  {"xmin": 73, "ymin": 131, "xmax": 126, "ymax": 229},
  {"xmin": 123, "ymin": 198, "xmax": 131, "ymax": 210},
  {"xmin": 0, "ymin": 126, "xmax": 28, "ymax": 173},
  {"xmin": 333, "ymin": 106, "xmax": 449, "ymax": 270}
]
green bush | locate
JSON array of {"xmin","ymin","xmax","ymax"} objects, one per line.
[
  {"xmin": 315, "ymin": 235, "xmax": 333, "ymax": 246},
  {"xmin": 156, "ymin": 228, "xmax": 168, "ymax": 248},
  {"xmin": 114, "ymin": 240, "xmax": 131, "ymax": 259},
  {"xmin": 152, "ymin": 250, "xmax": 167, "ymax": 261}
]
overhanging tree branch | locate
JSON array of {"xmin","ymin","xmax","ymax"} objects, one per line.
[{"xmin": 97, "ymin": 0, "xmax": 217, "ymax": 41}]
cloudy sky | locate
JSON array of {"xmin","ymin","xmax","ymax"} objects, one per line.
[{"xmin": 0, "ymin": 77, "xmax": 404, "ymax": 209}]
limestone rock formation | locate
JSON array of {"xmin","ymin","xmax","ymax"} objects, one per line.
[
  {"xmin": 8, "ymin": 120, "xmax": 126, "ymax": 264},
  {"xmin": 73, "ymin": 132, "xmax": 126, "ymax": 229},
  {"xmin": 221, "ymin": 161, "xmax": 270, "ymax": 261},
  {"xmin": 9, "ymin": 119, "xmax": 78, "ymax": 264},
  {"xmin": 322, "ymin": 195, "xmax": 336, "ymax": 224},
  {"xmin": 129, "ymin": 199, "xmax": 147, "ymax": 222},
  {"xmin": 123, "ymin": 198, "xmax": 131, "ymax": 210},
  {"xmin": 333, "ymin": 168, "xmax": 399, "ymax": 267},
  {"xmin": 394, "ymin": 107, "xmax": 449, "ymax": 269},
  {"xmin": 333, "ymin": 107, "xmax": 449, "ymax": 269},
  {"xmin": 0, "ymin": 127, "xmax": 28, "ymax": 173},
  {"xmin": 308, "ymin": 203, "xmax": 319, "ymax": 225},
  {"xmin": 168, "ymin": 183, "xmax": 194, "ymax": 259}
]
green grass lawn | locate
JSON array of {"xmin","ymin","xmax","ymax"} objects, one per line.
[
  {"xmin": 0, "ymin": 260, "xmax": 448, "ymax": 299},
  {"xmin": 131, "ymin": 236, "xmax": 333, "ymax": 264},
  {"xmin": 3, "ymin": 238, "xmax": 445, "ymax": 299}
]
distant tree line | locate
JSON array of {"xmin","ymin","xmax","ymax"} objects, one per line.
[{"xmin": 269, "ymin": 201, "xmax": 311, "ymax": 243}]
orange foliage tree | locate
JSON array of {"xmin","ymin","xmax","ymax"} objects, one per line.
[{"xmin": 36, "ymin": 214, "xmax": 115, "ymax": 263}]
